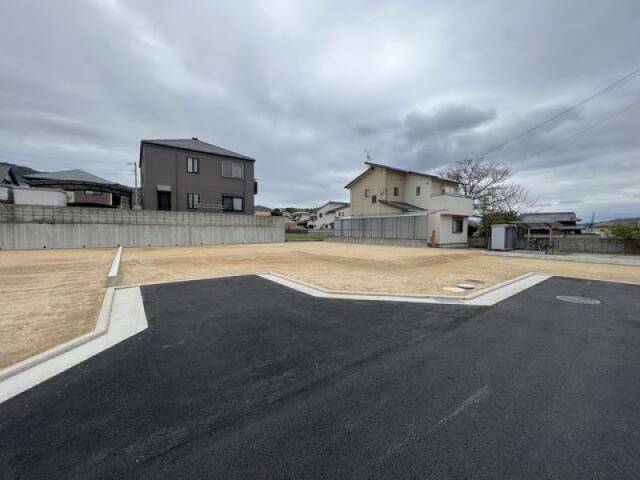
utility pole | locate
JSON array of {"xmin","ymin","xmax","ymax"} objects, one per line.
[{"xmin": 128, "ymin": 161, "xmax": 138, "ymax": 208}]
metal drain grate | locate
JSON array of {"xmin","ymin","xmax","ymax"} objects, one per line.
[{"xmin": 556, "ymin": 295, "xmax": 601, "ymax": 305}]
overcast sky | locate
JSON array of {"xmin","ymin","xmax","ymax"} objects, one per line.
[{"xmin": 1, "ymin": 0, "xmax": 639, "ymax": 220}]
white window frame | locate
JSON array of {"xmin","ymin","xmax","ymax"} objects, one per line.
[
  {"xmin": 222, "ymin": 161, "xmax": 244, "ymax": 179},
  {"xmin": 187, "ymin": 157, "xmax": 199, "ymax": 174},
  {"xmin": 187, "ymin": 193, "xmax": 200, "ymax": 209}
]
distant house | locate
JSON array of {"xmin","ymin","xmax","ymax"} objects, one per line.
[
  {"xmin": 345, "ymin": 161, "xmax": 473, "ymax": 247},
  {"xmin": 514, "ymin": 212, "xmax": 583, "ymax": 236},
  {"xmin": 292, "ymin": 211, "xmax": 313, "ymax": 224},
  {"xmin": 313, "ymin": 201, "xmax": 350, "ymax": 230},
  {"xmin": 23, "ymin": 170, "xmax": 132, "ymax": 208},
  {"xmin": 139, "ymin": 137, "xmax": 256, "ymax": 213}
]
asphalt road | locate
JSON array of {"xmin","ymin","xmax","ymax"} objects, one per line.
[{"xmin": 1, "ymin": 275, "xmax": 640, "ymax": 479}]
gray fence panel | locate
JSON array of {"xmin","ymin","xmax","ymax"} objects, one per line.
[{"xmin": 334, "ymin": 215, "xmax": 429, "ymax": 242}]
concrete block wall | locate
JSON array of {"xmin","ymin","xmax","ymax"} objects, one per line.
[{"xmin": 0, "ymin": 205, "xmax": 285, "ymax": 249}]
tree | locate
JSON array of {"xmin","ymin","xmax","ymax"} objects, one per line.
[
  {"xmin": 440, "ymin": 158, "xmax": 532, "ymax": 216},
  {"xmin": 271, "ymin": 208, "xmax": 283, "ymax": 216},
  {"xmin": 605, "ymin": 222, "xmax": 640, "ymax": 248}
]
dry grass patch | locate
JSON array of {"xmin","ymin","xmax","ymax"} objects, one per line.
[
  {"xmin": 0, "ymin": 248, "xmax": 113, "ymax": 369},
  {"xmin": 120, "ymin": 242, "xmax": 640, "ymax": 295}
]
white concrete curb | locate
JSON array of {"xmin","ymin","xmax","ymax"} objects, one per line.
[
  {"xmin": 0, "ymin": 286, "xmax": 148, "ymax": 404},
  {"xmin": 106, "ymin": 246, "xmax": 123, "ymax": 287},
  {"xmin": 258, "ymin": 271, "xmax": 551, "ymax": 306},
  {"xmin": 0, "ymin": 288, "xmax": 115, "ymax": 383}
]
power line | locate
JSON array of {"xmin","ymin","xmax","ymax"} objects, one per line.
[
  {"xmin": 522, "ymin": 95, "xmax": 640, "ymax": 161},
  {"xmin": 479, "ymin": 65, "xmax": 640, "ymax": 157}
]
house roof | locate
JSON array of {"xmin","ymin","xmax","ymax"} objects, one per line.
[
  {"xmin": 345, "ymin": 161, "xmax": 459, "ymax": 189},
  {"xmin": 317, "ymin": 200, "xmax": 349, "ymax": 212},
  {"xmin": 518, "ymin": 212, "xmax": 580, "ymax": 223},
  {"xmin": 0, "ymin": 165, "xmax": 14, "ymax": 183},
  {"xmin": 25, "ymin": 169, "xmax": 115, "ymax": 185},
  {"xmin": 379, "ymin": 200, "xmax": 426, "ymax": 212},
  {"xmin": 141, "ymin": 138, "xmax": 254, "ymax": 161},
  {"xmin": 325, "ymin": 203, "xmax": 350, "ymax": 215},
  {"xmin": 0, "ymin": 162, "xmax": 38, "ymax": 184}
]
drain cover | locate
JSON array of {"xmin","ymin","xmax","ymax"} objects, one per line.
[{"xmin": 556, "ymin": 295, "xmax": 601, "ymax": 305}]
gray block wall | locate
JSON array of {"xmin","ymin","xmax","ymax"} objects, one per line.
[{"xmin": 0, "ymin": 205, "xmax": 285, "ymax": 249}]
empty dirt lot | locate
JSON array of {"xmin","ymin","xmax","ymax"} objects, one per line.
[
  {"xmin": 119, "ymin": 242, "xmax": 640, "ymax": 294},
  {"xmin": 0, "ymin": 248, "xmax": 113, "ymax": 369}
]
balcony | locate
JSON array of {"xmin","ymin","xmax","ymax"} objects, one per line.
[{"xmin": 428, "ymin": 193, "xmax": 474, "ymax": 216}]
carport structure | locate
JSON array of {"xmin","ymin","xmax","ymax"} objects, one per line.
[{"xmin": 1, "ymin": 273, "xmax": 639, "ymax": 479}]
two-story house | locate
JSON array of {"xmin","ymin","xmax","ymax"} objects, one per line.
[
  {"xmin": 313, "ymin": 201, "xmax": 350, "ymax": 230},
  {"xmin": 139, "ymin": 138, "xmax": 256, "ymax": 213},
  {"xmin": 345, "ymin": 161, "xmax": 473, "ymax": 247}
]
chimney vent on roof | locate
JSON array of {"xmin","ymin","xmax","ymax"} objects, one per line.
[{"xmin": 192, "ymin": 137, "xmax": 198, "ymax": 141}]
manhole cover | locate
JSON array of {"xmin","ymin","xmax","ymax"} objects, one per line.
[
  {"xmin": 556, "ymin": 295, "xmax": 601, "ymax": 305},
  {"xmin": 443, "ymin": 286, "xmax": 466, "ymax": 293}
]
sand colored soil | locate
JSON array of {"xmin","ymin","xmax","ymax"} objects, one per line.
[
  {"xmin": 120, "ymin": 242, "xmax": 640, "ymax": 294},
  {"xmin": 0, "ymin": 248, "xmax": 113, "ymax": 369}
]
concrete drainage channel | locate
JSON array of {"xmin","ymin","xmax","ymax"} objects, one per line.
[{"xmin": 0, "ymin": 246, "xmax": 148, "ymax": 404}]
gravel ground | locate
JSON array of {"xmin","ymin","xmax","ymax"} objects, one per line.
[
  {"xmin": 0, "ymin": 248, "xmax": 113, "ymax": 368},
  {"xmin": 119, "ymin": 242, "xmax": 640, "ymax": 294}
]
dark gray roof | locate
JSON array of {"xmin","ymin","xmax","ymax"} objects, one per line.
[
  {"xmin": 25, "ymin": 169, "xmax": 115, "ymax": 185},
  {"xmin": 379, "ymin": 200, "xmax": 426, "ymax": 212},
  {"xmin": 141, "ymin": 138, "xmax": 254, "ymax": 161},
  {"xmin": 0, "ymin": 162, "xmax": 38, "ymax": 184},
  {"xmin": 254, "ymin": 205, "xmax": 271, "ymax": 212},
  {"xmin": 518, "ymin": 212, "xmax": 580, "ymax": 223},
  {"xmin": 0, "ymin": 165, "xmax": 11, "ymax": 181}
]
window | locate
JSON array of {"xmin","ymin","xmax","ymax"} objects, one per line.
[
  {"xmin": 84, "ymin": 190, "xmax": 103, "ymax": 196},
  {"xmin": 222, "ymin": 161, "xmax": 244, "ymax": 179},
  {"xmin": 393, "ymin": 187, "xmax": 399, "ymax": 196},
  {"xmin": 319, "ymin": 213, "xmax": 323, "ymax": 218},
  {"xmin": 452, "ymin": 216, "xmax": 464, "ymax": 233},
  {"xmin": 371, "ymin": 195, "xmax": 377, "ymax": 204},
  {"xmin": 187, "ymin": 193, "xmax": 200, "ymax": 209},
  {"xmin": 364, "ymin": 189, "xmax": 370, "ymax": 198},
  {"xmin": 187, "ymin": 157, "xmax": 199, "ymax": 173},
  {"xmin": 416, "ymin": 186, "xmax": 421, "ymax": 196},
  {"xmin": 222, "ymin": 195, "xmax": 244, "ymax": 212}
]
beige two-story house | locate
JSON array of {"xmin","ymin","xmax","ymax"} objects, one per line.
[{"xmin": 345, "ymin": 161, "xmax": 473, "ymax": 247}]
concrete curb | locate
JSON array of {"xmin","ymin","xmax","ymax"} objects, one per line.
[
  {"xmin": 0, "ymin": 286, "xmax": 148, "ymax": 404},
  {"xmin": 106, "ymin": 246, "xmax": 123, "ymax": 287},
  {"xmin": 0, "ymin": 287, "xmax": 114, "ymax": 382},
  {"xmin": 258, "ymin": 271, "xmax": 551, "ymax": 306}
]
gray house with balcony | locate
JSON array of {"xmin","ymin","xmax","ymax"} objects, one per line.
[{"xmin": 139, "ymin": 138, "xmax": 256, "ymax": 213}]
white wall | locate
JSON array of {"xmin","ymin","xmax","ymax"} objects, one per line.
[{"xmin": 5, "ymin": 186, "xmax": 67, "ymax": 207}]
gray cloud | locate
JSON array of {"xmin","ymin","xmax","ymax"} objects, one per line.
[{"xmin": 0, "ymin": 0, "xmax": 639, "ymax": 220}]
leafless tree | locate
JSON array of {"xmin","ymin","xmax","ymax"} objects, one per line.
[{"xmin": 440, "ymin": 157, "xmax": 533, "ymax": 215}]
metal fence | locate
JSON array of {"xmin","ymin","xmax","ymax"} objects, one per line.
[
  {"xmin": 334, "ymin": 214, "xmax": 428, "ymax": 240},
  {"xmin": 471, "ymin": 233, "xmax": 638, "ymax": 254}
]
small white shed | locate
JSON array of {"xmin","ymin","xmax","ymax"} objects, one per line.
[{"xmin": 491, "ymin": 224, "xmax": 517, "ymax": 251}]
